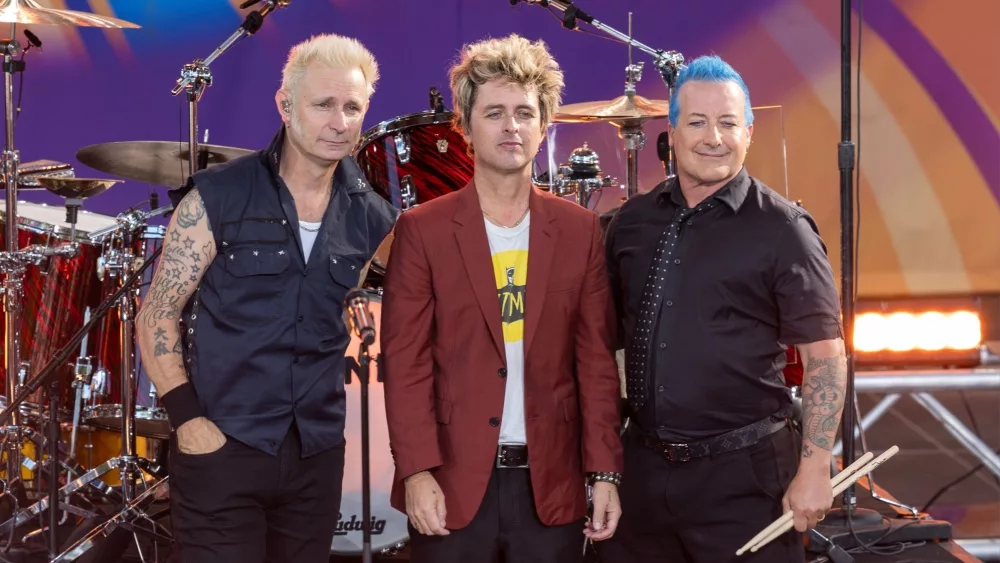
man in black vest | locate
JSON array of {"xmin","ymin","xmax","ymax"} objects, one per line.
[{"xmin": 135, "ymin": 33, "xmax": 398, "ymax": 562}]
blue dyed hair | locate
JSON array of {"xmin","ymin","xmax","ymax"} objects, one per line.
[{"xmin": 668, "ymin": 55, "xmax": 754, "ymax": 127}]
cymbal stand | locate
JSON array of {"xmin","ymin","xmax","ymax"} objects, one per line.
[
  {"xmin": 1, "ymin": 25, "xmax": 27, "ymax": 515},
  {"xmin": 513, "ymin": 0, "xmax": 685, "ymax": 197},
  {"xmin": 513, "ymin": 0, "xmax": 685, "ymax": 89},
  {"xmin": 170, "ymin": 0, "xmax": 289, "ymax": 179}
]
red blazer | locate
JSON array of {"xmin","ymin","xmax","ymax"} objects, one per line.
[{"xmin": 381, "ymin": 181, "xmax": 623, "ymax": 530}]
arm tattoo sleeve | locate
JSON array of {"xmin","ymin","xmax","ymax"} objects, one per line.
[{"xmin": 799, "ymin": 354, "xmax": 847, "ymax": 457}]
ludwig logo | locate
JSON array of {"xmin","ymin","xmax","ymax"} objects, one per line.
[{"xmin": 335, "ymin": 513, "xmax": 387, "ymax": 535}]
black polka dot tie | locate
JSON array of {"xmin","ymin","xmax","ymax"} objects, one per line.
[{"xmin": 624, "ymin": 199, "xmax": 718, "ymax": 414}]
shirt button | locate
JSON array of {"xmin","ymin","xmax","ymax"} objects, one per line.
[
  {"xmin": 666, "ymin": 301, "xmax": 673, "ymax": 307},
  {"xmin": 674, "ymin": 259, "xmax": 680, "ymax": 264},
  {"xmin": 297, "ymin": 315, "xmax": 304, "ymax": 323},
  {"xmin": 489, "ymin": 417, "xmax": 500, "ymax": 427},
  {"xmin": 293, "ymin": 357, "xmax": 300, "ymax": 364},
  {"xmin": 658, "ymin": 385, "xmax": 665, "ymax": 392},
  {"xmin": 497, "ymin": 368, "xmax": 506, "ymax": 378},
  {"xmin": 658, "ymin": 342, "xmax": 667, "ymax": 349}
]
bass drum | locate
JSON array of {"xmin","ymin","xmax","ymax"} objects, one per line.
[
  {"xmin": 354, "ymin": 110, "xmax": 473, "ymax": 211},
  {"xmin": 332, "ymin": 289, "xmax": 410, "ymax": 556}
]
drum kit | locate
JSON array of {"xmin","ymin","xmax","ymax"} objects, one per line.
[{"xmin": 0, "ymin": 0, "xmax": 685, "ymax": 561}]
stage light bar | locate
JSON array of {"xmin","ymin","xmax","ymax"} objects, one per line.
[
  {"xmin": 853, "ymin": 309, "xmax": 983, "ymax": 368},
  {"xmin": 854, "ymin": 310, "xmax": 982, "ymax": 353}
]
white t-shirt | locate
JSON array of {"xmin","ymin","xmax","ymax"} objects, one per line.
[
  {"xmin": 485, "ymin": 213, "xmax": 530, "ymax": 445},
  {"xmin": 300, "ymin": 220, "xmax": 321, "ymax": 263}
]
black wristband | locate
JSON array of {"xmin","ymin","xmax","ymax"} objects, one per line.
[{"xmin": 161, "ymin": 382, "xmax": 204, "ymax": 430}]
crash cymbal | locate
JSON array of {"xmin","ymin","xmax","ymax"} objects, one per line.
[
  {"xmin": 554, "ymin": 94, "xmax": 669, "ymax": 124},
  {"xmin": 0, "ymin": 0, "xmax": 139, "ymax": 28},
  {"xmin": 75, "ymin": 141, "xmax": 253, "ymax": 188},
  {"xmin": 36, "ymin": 177, "xmax": 120, "ymax": 199}
]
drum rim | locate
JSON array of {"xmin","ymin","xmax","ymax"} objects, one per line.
[
  {"xmin": 354, "ymin": 110, "xmax": 457, "ymax": 157},
  {"xmin": 0, "ymin": 200, "xmax": 118, "ymax": 243}
]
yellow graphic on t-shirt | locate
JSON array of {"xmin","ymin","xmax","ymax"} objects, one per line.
[{"xmin": 493, "ymin": 250, "xmax": 528, "ymax": 343}]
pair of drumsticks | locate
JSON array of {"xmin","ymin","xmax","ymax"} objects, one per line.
[{"xmin": 735, "ymin": 445, "xmax": 900, "ymax": 556}]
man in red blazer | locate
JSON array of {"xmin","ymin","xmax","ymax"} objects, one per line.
[{"xmin": 381, "ymin": 34, "xmax": 624, "ymax": 563}]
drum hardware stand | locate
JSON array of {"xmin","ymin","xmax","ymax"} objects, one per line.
[
  {"xmin": 52, "ymin": 476, "xmax": 170, "ymax": 563},
  {"xmin": 170, "ymin": 0, "xmax": 289, "ymax": 179},
  {"xmin": 0, "ymin": 241, "xmax": 163, "ymax": 559},
  {"xmin": 55, "ymin": 226, "xmax": 172, "ymax": 562},
  {"xmin": 550, "ymin": 143, "xmax": 616, "ymax": 208},
  {"xmin": 513, "ymin": 1, "xmax": 684, "ymax": 199}
]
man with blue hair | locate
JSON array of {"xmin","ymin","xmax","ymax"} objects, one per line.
[{"xmin": 600, "ymin": 55, "xmax": 846, "ymax": 562}]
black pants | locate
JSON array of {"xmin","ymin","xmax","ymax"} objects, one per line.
[
  {"xmin": 596, "ymin": 424, "xmax": 804, "ymax": 563},
  {"xmin": 169, "ymin": 423, "xmax": 344, "ymax": 563},
  {"xmin": 408, "ymin": 466, "xmax": 585, "ymax": 563}
]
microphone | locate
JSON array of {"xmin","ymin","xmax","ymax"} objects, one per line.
[
  {"xmin": 23, "ymin": 29, "xmax": 42, "ymax": 51},
  {"xmin": 656, "ymin": 131, "xmax": 671, "ymax": 177},
  {"xmin": 345, "ymin": 288, "xmax": 376, "ymax": 346}
]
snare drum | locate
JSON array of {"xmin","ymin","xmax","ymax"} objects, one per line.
[
  {"xmin": 0, "ymin": 201, "xmax": 116, "ymax": 416},
  {"xmin": 354, "ymin": 111, "xmax": 473, "ymax": 210},
  {"xmin": 333, "ymin": 290, "xmax": 409, "ymax": 555}
]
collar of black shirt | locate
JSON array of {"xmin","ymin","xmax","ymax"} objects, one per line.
[
  {"xmin": 261, "ymin": 125, "xmax": 373, "ymax": 196},
  {"xmin": 655, "ymin": 166, "xmax": 751, "ymax": 213}
]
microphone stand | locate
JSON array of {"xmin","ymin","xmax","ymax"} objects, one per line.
[
  {"xmin": 343, "ymin": 343, "xmax": 376, "ymax": 563},
  {"xmin": 345, "ymin": 290, "xmax": 378, "ymax": 563},
  {"xmin": 170, "ymin": 0, "xmax": 290, "ymax": 178},
  {"xmin": 512, "ymin": 0, "xmax": 684, "ymax": 90},
  {"xmin": 358, "ymin": 341, "xmax": 375, "ymax": 563}
]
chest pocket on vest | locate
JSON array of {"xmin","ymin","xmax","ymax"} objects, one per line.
[
  {"xmin": 221, "ymin": 220, "xmax": 292, "ymax": 323},
  {"xmin": 321, "ymin": 253, "xmax": 368, "ymax": 331}
]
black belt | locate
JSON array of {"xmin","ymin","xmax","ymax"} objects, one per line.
[
  {"xmin": 496, "ymin": 444, "xmax": 528, "ymax": 468},
  {"xmin": 635, "ymin": 415, "xmax": 788, "ymax": 463}
]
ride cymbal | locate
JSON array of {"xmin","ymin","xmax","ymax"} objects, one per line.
[{"xmin": 75, "ymin": 141, "xmax": 253, "ymax": 188}]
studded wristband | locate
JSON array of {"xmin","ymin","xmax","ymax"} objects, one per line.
[{"xmin": 588, "ymin": 471, "xmax": 622, "ymax": 487}]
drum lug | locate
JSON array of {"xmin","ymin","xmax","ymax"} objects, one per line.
[
  {"xmin": 393, "ymin": 131, "xmax": 411, "ymax": 165},
  {"xmin": 400, "ymin": 176, "xmax": 417, "ymax": 210}
]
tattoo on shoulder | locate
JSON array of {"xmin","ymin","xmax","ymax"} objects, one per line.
[
  {"xmin": 176, "ymin": 190, "xmax": 206, "ymax": 229},
  {"xmin": 801, "ymin": 354, "xmax": 847, "ymax": 454}
]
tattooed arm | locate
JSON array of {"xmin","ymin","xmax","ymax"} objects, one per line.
[
  {"xmin": 135, "ymin": 188, "xmax": 220, "ymax": 453},
  {"xmin": 782, "ymin": 337, "xmax": 847, "ymax": 531},
  {"xmin": 797, "ymin": 338, "xmax": 848, "ymax": 461}
]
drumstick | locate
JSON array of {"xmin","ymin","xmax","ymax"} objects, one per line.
[
  {"xmin": 735, "ymin": 451, "xmax": 874, "ymax": 556},
  {"xmin": 748, "ymin": 446, "xmax": 899, "ymax": 554}
]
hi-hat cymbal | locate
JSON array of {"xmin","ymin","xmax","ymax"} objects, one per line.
[
  {"xmin": 36, "ymin": 177, "xmax": 120, "ymax": 199},
  {"xmin": 0, "ymin": 0, "xmax": 140, "ymax": 28},
  {"xmin": 75, "ymin": 141, "xmax": 253, "ymax": 188},
  {"xmin": 554, "ymin": 94, "xmax": 669, "ymax": 124}
]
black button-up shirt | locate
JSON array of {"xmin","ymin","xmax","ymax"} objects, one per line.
[
  {"xmin": 605, "ymin": 167, "xmax": 842, "ymax": 442},
  {"xmin": 168, "ymin": 127, "xmax": 398, "ymax": 457}
]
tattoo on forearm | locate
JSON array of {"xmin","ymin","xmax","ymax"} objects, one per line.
[
  {"xmin": 136, "ymin": 190, "xmax": 211, "ymax": 359},
  {"xmin": 800, "ymin": 355, "xmax": 847, "ymax": 456}
]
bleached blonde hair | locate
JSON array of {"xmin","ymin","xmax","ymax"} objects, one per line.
[
  {"xmin": 449, "ymin": 34, "xmax": 564, "ymax": 135},
  {"xmin": 281, "ymin": 33, "xmax": 380, "ymax": 100}
]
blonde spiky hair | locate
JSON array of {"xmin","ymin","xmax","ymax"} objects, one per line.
[
  {"xmin": 281, "ymin": 33, "xmax": 380, "ymax": 100},
  {"xmin": 449, "ymin": 33, "xmax": 564, "ymax": 135}
]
